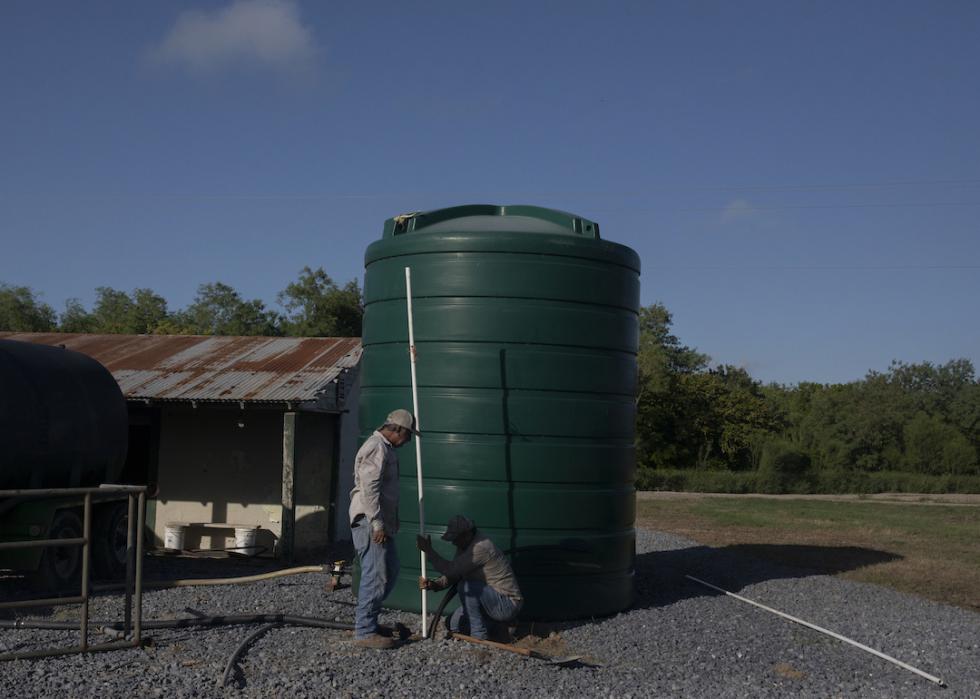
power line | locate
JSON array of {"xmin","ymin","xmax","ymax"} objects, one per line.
[
  {"xmin": 645, "ymin": 264, "xmax": 980, "ymax": 271},
  {"xmin": 3, "ymin": 177, "xmax": 980, "ymax": 201},
  {"xmin": 676, "ymin": 201, "xmax": 980, "ymax": 213},
  {"xmin": 2, "ymin": 194, "xmax": 980, "ymax": 214}
]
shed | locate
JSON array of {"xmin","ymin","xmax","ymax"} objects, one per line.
[{"xmin": 0, "ymin": 332, "xmax": 362, "ymax": 560}]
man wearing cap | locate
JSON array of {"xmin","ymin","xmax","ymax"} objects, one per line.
[
  {"xmin": 417, "ymin": 515, "xmax": 523, "ymax": 641},
  {"xmin": 349, "ymin": 408, "xmax": 418, "ymax": 649}
]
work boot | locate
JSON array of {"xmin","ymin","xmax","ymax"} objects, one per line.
[
  {"xmin": 389, "ymin": 623, "xmax": 413, "ymax": 640},
  {"xmin": 487, "ymin": 620, "xmax": 513, "ymax": 644},
  {"xmin": 353, "ymin": 633, "xmax": 396, "ymax": 649},
  {"xmin": 376, "ymin": 623, "xmax": 409, "ymax": 639}
]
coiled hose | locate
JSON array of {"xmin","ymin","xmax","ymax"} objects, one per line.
[
  {"xmin": 92, "ymin": 565, "xmax": 327, "ymax": 592},
  {"xmin": 427, "ymin": 582, "xmax": 458, "ymax": 639}
]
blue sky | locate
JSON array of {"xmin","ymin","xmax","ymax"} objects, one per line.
[{"xmin": 1, "ymin": 1, "xmax": 978, "ymax": 384}]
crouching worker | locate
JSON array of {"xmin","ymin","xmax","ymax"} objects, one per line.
[{"xmin": 416, "ymin": 515, "xmax": 523, "ymax": 641}]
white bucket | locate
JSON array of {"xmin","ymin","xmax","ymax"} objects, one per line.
[
  {"xmin": 164, "ymin": 524, "xmax": 185, "ymax": 551},
  {"xmin": 235, "ymin": 526, "xmax": 260, "ymax": 556}
]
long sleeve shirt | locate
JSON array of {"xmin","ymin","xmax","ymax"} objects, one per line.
[
  {"xmin": 348, "ymin": 431, "xmax": 399, "ymax": 535},
  {"xmin": 429, "ymin": 533, "xmax": 522, "ymax": 603}
]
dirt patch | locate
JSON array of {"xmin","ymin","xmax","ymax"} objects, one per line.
[
  {"xmin": 513, "ymin": 631, "xmax": 569, "ymax": 658},
  {"xmin": 773, "ymin": 662, "xmax": 807, "ymax": 680},
  {"xmin": 462, "ymin": 648, "xmax": 494, "ymax": 664}
]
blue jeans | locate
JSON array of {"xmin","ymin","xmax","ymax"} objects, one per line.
[
  {"xmin": 449, "ymin": 579, "xmax": 521, "ymax": 640},
  {"xmin": 352, "ymin": 522, "xmax": 400, "ymax": 639}
]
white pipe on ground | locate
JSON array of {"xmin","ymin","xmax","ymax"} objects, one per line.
[
  {"xmin": 405, "ymin": 267, "xmax": 428, "ymax": 638},
  {"xmin": 684, "ymin": 574, "xmax": 945, "ymax": 687}
]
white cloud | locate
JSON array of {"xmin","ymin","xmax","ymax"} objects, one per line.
[
  {"xmin": 720, "ymin": 198, "xmax": 756, "ymax": 224},
  {"xmin": 147, "ymin": 0, "xmax": 318, "ymax": 76}
]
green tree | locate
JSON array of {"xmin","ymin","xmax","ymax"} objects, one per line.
[
  {"xmin": 760, "ymin": 358, "xmax": 979, "ymax": 478},
  {"xmin": 635, "ymin": 303, "xmax": 709, "ymax": 469},
  {"xmin": 680, "ymin": 366, "xmax": 783, "ymax": 469},
  {"xmin": 636, "ymin": 303, "xmax": 708, "ymax": 388},
  {"xmin": 174, "ymin": 282, "xmax": 279, "ymax": 336},
  {"xmin": 634, "ymin": 302, "xmax": 784, "ymax": 472},
  {"xmin": 90, "ymin": 287, "xmax": 170, "ymax": 334},
  {"xmin": 277, "ymin": 267, "xmax": 363, "ymax": 337},
  {"xmin": 757, "ymin": 437, "xmax": 813, "ymax": 492},
  {"xmin": 949, "ymin": 381, "xmax": 980, "ymax": 455},
  {"xmin": 59, "ymin": 298, "xmax": 97, "ymax": 333},
  {"xmin": 0, "ymin": 283, "xmax": 57, "ymax": 331},
  {"xmin": 903, "ymin": 411, "xmax": 978, "ymax": 475},
  {"xmin": 887, "ymin": 359, "xmax": 975, "ymax": 416},
  {"xmin": 788, "ymin": 376, "xmax": 908, "ymax": 472},
  {"xmin": 90, "ymin": 287, "xmax": 132, "ymax": 333},
  {"xmin": 129, "ymin": 289, "xmax": 170, "ymax": 334},
  {"xmin": 888, "ymin": 360, "xmax": 979, "ymax": 456}
]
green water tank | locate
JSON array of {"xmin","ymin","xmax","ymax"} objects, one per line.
[{"xmin": 359, "ymin": 204, "xmax": 640, "ymax": 620}]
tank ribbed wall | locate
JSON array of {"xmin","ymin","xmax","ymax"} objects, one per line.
[{"xmin": 359, "ymin": 205, "xmax": 640, "ymax": 620}]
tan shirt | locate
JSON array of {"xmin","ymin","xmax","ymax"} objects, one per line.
[
  {"xmin": 429, "ymin": 533, "xmax": 522, "ymax": 603},
  {"xmin": 348, "ymin": 431, "xmax": 399, "ymax": 535}
]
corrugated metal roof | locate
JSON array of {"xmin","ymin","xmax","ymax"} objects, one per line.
[{"xmin": 0, "ymin": 332, "xmax": 362, "ymax": 404}]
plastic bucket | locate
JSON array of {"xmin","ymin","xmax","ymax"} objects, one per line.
[
  {"xmin": 234, "ymin": 526, "xmax": 260, "ymax": 556},
  {"xmin": 164, "ymin": 524, "xmax": 185, "ymax": 551}
]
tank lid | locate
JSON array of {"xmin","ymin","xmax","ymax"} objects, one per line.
[{"xmin": 382, "ymin": 205, "xmax": 600, "ymax": 239}]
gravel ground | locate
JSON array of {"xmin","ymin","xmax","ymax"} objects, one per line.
[{"xmin": 1, "ymin": 528, "xmax": 977, "ymax": 698}]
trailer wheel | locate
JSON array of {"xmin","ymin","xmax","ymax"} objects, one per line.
[
  {"xmin": 37, "ymin": 509, "xmax": 83, "ymax": 592},
  {"xmin": 93, "ymin": 501, "xmax": 129, "ymax": 580}
]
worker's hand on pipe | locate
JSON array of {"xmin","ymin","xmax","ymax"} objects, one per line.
[
  {"xmin": 372, "ymin": 529, "xmax": 387, "ymax": 545},
  {"xmin": 416, "ymin": 534, "xmax": 433, "ymax": 554},
  {"xmin": 418, "ymin": 576, "xmax": 434, "ymax": 591}
]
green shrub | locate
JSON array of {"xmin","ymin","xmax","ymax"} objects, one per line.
[
  {"xmin": 756, "ymin": 439, "xmax": 813, "ymax": 493},
  {"xmin": 903, "ymin": 412, "xmax": 978, "ymax": 475},
  {"xmin": 943, "ymin": 434, "xmax": 978, "ymax": 475},
  {"xmin": 637, "ymin": 468, "xmax": 758, "ymax": 493}
]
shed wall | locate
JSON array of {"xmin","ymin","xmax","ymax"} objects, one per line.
[{"xmin": 152, "ymin": 406, "xmax": 336, "ymax": 556}]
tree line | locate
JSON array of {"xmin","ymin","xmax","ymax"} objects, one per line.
[
  {"xmin": 0, "ymin": 267, "xmax": 363, "ymax": 337},
  {"xmin": 636, "ymin": 303, "xmax": 980, "ymax": 491},
  {"xmin": 3, "ymin": 277, "xmax": 977, "ymax": 489}
]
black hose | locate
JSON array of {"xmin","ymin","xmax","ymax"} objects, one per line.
[
  {"xmin": 0, "ymin": 614, "xmax": 354, "ymax": 632},
  {"xmin": 427, "ymin": 582, "xmax": 458, "ymax": 640},
  {"xmin": 0, "ymin": 619, "xmax": 75, "ymax": 630},
  {"xmin": 222, "ymin": 622, "xmax": 279, "ymax": 688}
]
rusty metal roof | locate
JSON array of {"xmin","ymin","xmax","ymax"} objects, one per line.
[{"xmin": 0, "ymin": 333, "xmax": 362, "ymax": 405}]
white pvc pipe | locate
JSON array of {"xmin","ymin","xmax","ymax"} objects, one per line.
[
  {"xmin": 684, "ymin": 575, "xmax": 945, "ymax": 687},
  {"xmin": 405, "ymin": 267, "xmax": 428, "ymax": 638}
]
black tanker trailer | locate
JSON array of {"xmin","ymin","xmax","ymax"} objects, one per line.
[{"xmin": 0, "ymin": 338, "xmax": 131, "ymax": 588}]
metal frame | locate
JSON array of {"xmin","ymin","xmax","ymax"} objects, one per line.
[{"xmin": 0, "ymin": 484, "xmax": 147, "ymax": 661}]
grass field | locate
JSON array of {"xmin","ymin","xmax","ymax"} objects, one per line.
[{"xmin": 636, "ymin": 493, "xmax": 980, "ymax": 612}]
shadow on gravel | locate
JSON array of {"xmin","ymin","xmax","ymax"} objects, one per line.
[
  {"xmin": 634, "ymin": 543, "xmax": 902, "ymax": 609},
  {"xmin": 0, "ymin": 555, "xmax": 288, "ymax": 617},
  {"xmin": 0, "ymin": 542, "xmax": 356, "ymax": 620},
  {"xmin": 511, "ymin": 543, "xmax": 901, "ymax": 639}
]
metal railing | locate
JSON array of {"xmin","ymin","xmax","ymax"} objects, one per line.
[{"xmin": 0, "ymin": 484, "xmax": 147, "ymax": 661}]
